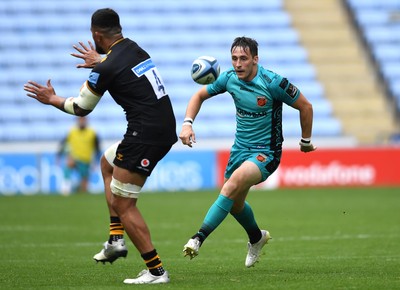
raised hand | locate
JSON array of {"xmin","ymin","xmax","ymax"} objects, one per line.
[
  {"xmin": 71, "ymin": 41, "xmax": 102, "ymax": 68},
  {"xmin": 23, "ymin": 79, "xmax": 56, "ymax": 105}
]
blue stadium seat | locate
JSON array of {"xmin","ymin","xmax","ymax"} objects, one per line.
[
  {"xmin": 347, "ymin": 0, "xmax": 400, "ymax": 9},
  {"xmin": 372, "ymin": 44, "xmax": 400, "ymax": 63},
  {"xmin": 345, "ymin": 0, "xmax": 400, "ymax": 118},
  {"xmin": 363, "ymin": 26, "xmax": 400, "ymax": 44},
  {"xmin": 0, "ymin": 105, "xmax": 26, "ymax": 122},
  {"xmin": 381, "ymin": 63, "xmax": 400, "ymax": 83},
  {"xmin": 0, "ymin": 0, "xmax": 342, "ymax": 141},
  {"xmin": 389, "ymin": 81, "xmax": 400, "ymax": 96},
  {"xmin": 283, "ymin": 117, "xmax": 342, "ymax": 137},
  {"xmin": 354, "ymin": 10, "xmax": 392, "ymax": 26},
  {"xmin": 0, "ymin": 123, "xmax": 35, "ymax": 141},
  {"xmin": 123, "ymin": 11, "xmax": 291, "ymax": 30}
]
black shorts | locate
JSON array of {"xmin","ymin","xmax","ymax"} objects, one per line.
[{"xmin": 113, "ymin": 141, "xmax": 173, "ymax": 176}]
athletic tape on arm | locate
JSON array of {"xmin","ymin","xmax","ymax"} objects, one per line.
[{"xmin": 63, "ymin": 81, "xmax": 102, "ymax": 114}]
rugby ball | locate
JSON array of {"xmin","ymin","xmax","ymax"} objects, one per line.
[{"xmin": 191, "ymin": 56, "xmax": 220, "ymax": 85}]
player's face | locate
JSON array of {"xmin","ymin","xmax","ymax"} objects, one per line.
[
  {"xmin": 231, "ymin": 46, "xmax": 258, "ymax": 82},
  {"xmin": 91, "ymin": 28, "xmax": 106, "ymax": 54}
]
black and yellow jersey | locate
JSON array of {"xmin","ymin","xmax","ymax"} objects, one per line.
[{"xmin": 86, "ymin": 38, "xmax": 177, "ymax": 146}]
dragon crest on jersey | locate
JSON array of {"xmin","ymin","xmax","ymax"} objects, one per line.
[{"xmin": 256, "ymin": 96, "xmax": 267, "ymax": 107}]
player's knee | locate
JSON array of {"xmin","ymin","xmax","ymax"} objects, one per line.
[
  {"xmin": 110, "ymin": 177, "xmax": 142, "ymax": 199},
  {"xmin": 221, "ymin": 179, "xmax": 241, "ymax": 196},
  {"xmin": 100, "ymin": 155, "xmax": 113, "ymax": 177}
]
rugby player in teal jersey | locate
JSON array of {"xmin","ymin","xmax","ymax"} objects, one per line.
[{"xmin": 179, "ymin": 36, "xmax": 316, "ymax": 267}]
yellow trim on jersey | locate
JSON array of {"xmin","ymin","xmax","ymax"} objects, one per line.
[{"xmin": 84, "ymin": 80, "xmax": 101, "ymax": 96}]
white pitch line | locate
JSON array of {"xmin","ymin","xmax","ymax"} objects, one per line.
[{"xmin": 1, "ymin": 233, "xmax": 398, "ymax": 249}]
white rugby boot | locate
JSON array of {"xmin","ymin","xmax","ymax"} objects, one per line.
[
  {"xmin": 93, "ymin": 239, "xmax": 128, "ymax": 264},
  {"xmin": 245, "ymin": 230, "xmax": 271, "ymax": 267},
  {"xmin": 183, "ymin": 238, "xmax": 201, "ymax": 259},
  {"xmin": 123, "ymin": 269, "xmax": 170, "ymax": 284}
]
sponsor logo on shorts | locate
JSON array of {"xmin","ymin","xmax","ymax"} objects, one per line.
[
  {"xmin": 256, "ymin": 153, "xmax": 267, "ymax": 163},
  {"xmin": 141, "ymin": 159, "xmax": 150, "ymax": 167}
]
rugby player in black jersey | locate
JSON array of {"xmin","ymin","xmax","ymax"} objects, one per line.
[{"xmin": 24, "ymin": 8, "xmax": 177, "ymax": 284}]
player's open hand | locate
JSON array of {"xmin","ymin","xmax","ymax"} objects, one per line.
[
  {"xmin": 71, "ymin": 41, "xmax": 102, "ymax": 69},
  {"xmin": 179, "ymin": 125, "xmax": 196, "ymax": 148},
  {"xmin": 23, "ymin": 79, "xmax": 56, "ymax": 105}
]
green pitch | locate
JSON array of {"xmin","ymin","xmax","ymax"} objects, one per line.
[{"xmin": 0, "ymin": 187, "xmax": 399, "ymax": 289}]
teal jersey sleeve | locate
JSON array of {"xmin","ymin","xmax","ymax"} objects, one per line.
[
  {"xmin": 264, "ymin": 69, "xmax": 300, "ymax": 106},
  {"xmin": 206, "ymin": 69, "xmax": 235, "ymax": 96}
]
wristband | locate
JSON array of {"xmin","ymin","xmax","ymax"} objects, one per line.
[
  {"xmin": 184, "ymin": 117, "xmax": 193, "ymax": 124},
  {"xmin": 183, "ymin": 117, "xmax": 193, "ymax": 126}
]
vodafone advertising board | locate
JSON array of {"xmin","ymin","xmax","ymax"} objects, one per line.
[{"xmin": 217, "ymin": 148, "xmax": 400, "ymax": 188}]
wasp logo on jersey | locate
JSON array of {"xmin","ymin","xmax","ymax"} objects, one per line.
[{"xmin": 257, "ymin": 96, "xmax": 267, "ymax": 107}]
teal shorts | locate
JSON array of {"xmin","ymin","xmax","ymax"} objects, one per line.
[
  {"xmin": 75, "ymin": 160, "xmax": 90, "ymax": 178},
  {"xmin": 224, "ymin": 147, "xmax": 281, "ymax": 182}
]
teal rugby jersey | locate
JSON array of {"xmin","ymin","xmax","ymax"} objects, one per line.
[{"xmin": 206, "ymin": 64, "xmax": 300, "ymax": 150}]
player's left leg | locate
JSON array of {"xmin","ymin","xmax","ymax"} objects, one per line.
[
  {"xmin": 183, "ymin": 161, "xmax": 261, "ymax": 259},
  {"xmin": 110, "ymin": 168, "xmax": 169, "ymax": 284},
  {"xmin": 230, "ymin": 153, "xmax": 279, "ymax": 267},
  {"xmin": 231, "ymin": 198, "xmax": 271, "ymax": 267},
  {"xmin": 110, "ymin": 142, "xmax": 172, "ymax": 284}
]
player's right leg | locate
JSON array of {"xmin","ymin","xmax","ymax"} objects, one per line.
[{"xmin": 230, "ymin": 158, "xmax": 274, "ymax": 267}]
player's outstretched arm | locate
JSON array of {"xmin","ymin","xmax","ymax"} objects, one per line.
[
  {"xmin": 179, "ymin": 87, "xmax": 212, "ymax": 148},
  {"xmin": 24, "ymin": 80, "xmax": 98, "ymax": 116},
  {"xmin": 292, "ymin": 92, "xmax": 317, "ymax": 153},
  {"xmin": 71, "ymin": 41, "xmax": 102, "ymax": 69}
]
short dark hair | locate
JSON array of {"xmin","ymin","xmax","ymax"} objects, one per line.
[
  {"xmin": 231, "ymin": 37, "xmax": 258, "ymax": 57},
  {"xmin": 91, "ymin": 8, "xmax": 122, "ymax": 35}
]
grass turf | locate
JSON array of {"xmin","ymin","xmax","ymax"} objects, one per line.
[{"xmin": 0, "ymin": 187, "xmax": 399, "ymax": 289}]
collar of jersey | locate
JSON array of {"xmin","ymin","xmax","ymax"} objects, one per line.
[{"xmin": 106, "ymin": 37, "xmax": 125, "ymax": 55}]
